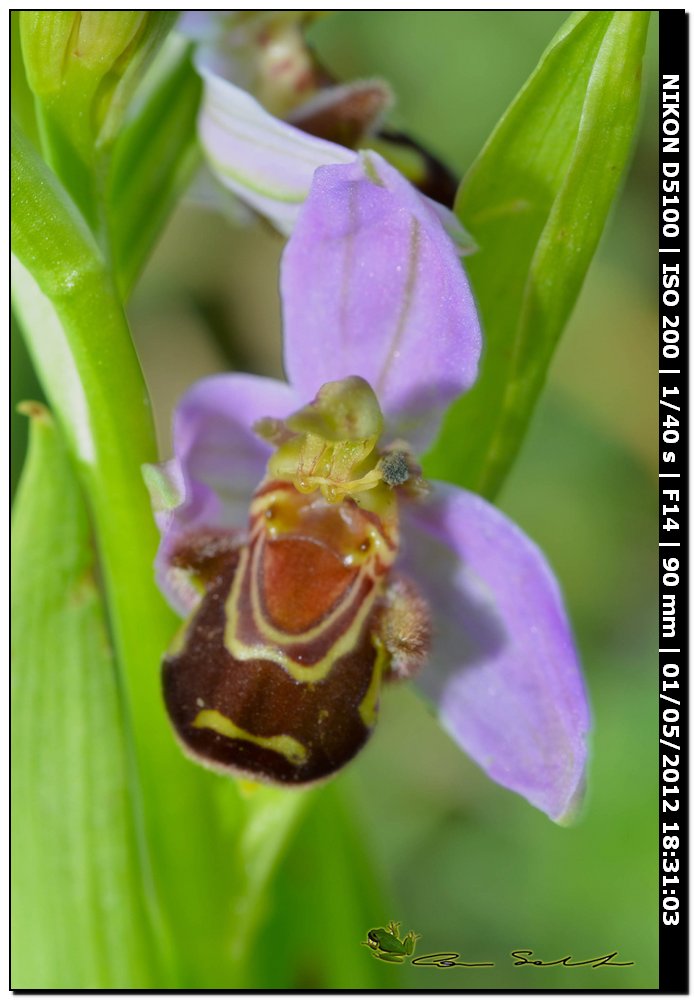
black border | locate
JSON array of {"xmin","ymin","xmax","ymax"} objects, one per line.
[{"xmin": 658, "ymin": 8, "xmax": 689, "ymax": 996}]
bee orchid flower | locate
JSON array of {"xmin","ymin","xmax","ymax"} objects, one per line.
[{"xmin": 145, "ymin": 151, "xmax": 589, "ymax": 824}]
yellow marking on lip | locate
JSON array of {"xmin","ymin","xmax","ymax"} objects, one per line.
[
  {"xmin": 167, "ymin": 619, "xmax": 190, "ymax": 656},
  {"xmin": 358, "ymin": 639, "xmax": 387, "ymax": 728},
  {"xmin": 192, "ymin": 709, "xmax": 308, "ymax": 767}
]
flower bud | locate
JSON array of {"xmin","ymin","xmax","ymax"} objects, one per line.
[
  {"xmin": 21, "ymin": 12, "xmax": 145, "ymax": 97},
  {"xmin": 17, "ymin": 12, "xmax": 77, "ymax": 97},
  {"xmin": 20, "ymin": 11, "xmax": 176, "ymax": 150}
]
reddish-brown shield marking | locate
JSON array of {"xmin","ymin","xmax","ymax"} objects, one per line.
[{"xmin": 163, "ymin": 480, "xmax": 398, "ymax": 784}]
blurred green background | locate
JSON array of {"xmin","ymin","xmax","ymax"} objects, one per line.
[{"xmin": 12, "ymin": 12, "xmax": 658, "ymax": 989}]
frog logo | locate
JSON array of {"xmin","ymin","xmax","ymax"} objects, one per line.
[{"xmin": 363, "ymin": 921, "xmax": 421, "ymax": 963}]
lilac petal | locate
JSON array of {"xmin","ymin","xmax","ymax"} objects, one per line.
[
  {"xmin": 177, "ymin": 11, "xmax": 228, "ymax": 44},
  {"xmin": 400, "ymin": 483, "xmax": 590, "ymax": 822},
  {"xmin": 281, "ymin": 152, "xmax": 482, "ymax": 450},
  {"xmin": 150, "ymin": 373, "xmax": 299, "ymax": 615},
  {"xmin": 195, "ymin": 60, "xmax": 355, "ymax": 236}
]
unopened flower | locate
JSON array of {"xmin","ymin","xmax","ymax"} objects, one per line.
[
  {"xmin": 20, "ymin": 11, "xmax": 176, "ymax": 150},
  {"xmin": 146, "ymin": 152, "xmax": 589, "ymax": 823}
]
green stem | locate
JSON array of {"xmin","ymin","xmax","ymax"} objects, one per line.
[
  {"xmin": 12, "ymin": 120, "xmax": 315, "ymax": 984},
  {"xmin": 12, "ymin": 118, "xmax": 180, "ymax": 965}
]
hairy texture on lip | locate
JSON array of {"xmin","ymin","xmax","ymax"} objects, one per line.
[{"xmin": 377, "ymin": 576, "xmax": 431, "ymax": 681}]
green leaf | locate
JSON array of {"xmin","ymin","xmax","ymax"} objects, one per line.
[
  {"xmin": 11, "ymin": 405, "xmax": 160, "ymax": 988},
  {"xmin": 108, "ymin": 35, "xmax": 202, "ymax": 296},
  {"xmin": 251, "ymin": 783, "xmax": 396, "ymax": 988},
  {"xmin": 227, "ymin": 786, "xmax": 316, "ymax": 986},
  {"xmin": 425, "ymin": 12, "xmax": 650, "ymax": 497}
]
